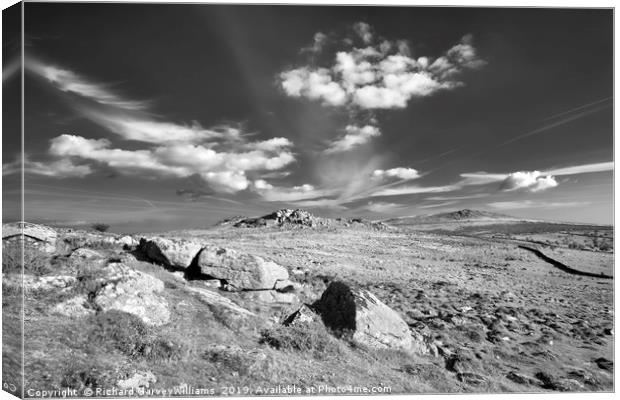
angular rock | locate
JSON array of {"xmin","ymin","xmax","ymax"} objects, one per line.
[
  {"xmin": 138, "ymin": 237, "xmax": 203, "ymax": 270},
  {"xmin": 69, "ymin": 248, "xmax": 105, "ymax": 261},
  {"xmin": 93, "ymin": 263, "xmax": 170, "ymax": 326},
  {"xmin": 240, "ymin": 290, "xmax": 299, "ymax": 305},
  {"xmin": 117, "ymin": 371, "xmax": 156, "ymax": 390},
  {"xmin": 283, "ymin": 304, "xmax": 318, "ymax": 326},
  {"xmin": 118, "ymin": 235, "xmax": 138, "ymax": 247},
  {"xmin": 196, "ymin": 247, "xmax": 289, "ymax": 290},
  {"xmin": 313, "ymin": 281, "xmax": 415, "ymax": 352},
  {"xmin": 185, "ymin": 286, "xmax": 255, "ymax": 317},
  {"xmin": 273, "ymin": 279, "xmax": 300, "ymax": 293}
]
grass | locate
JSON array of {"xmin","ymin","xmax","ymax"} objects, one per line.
[
  {"xmin": 259, "ymin": 320, "xmax": 346, "ymax": 360},
  {"xmin": 87, "ymin": 310, "xmax": 183, "ymax": 362},
  {"xmin": 2, "ymin": 242, "xmax": 52, "ymax": 276}
]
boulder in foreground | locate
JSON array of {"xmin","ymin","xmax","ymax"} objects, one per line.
[{"xmin": 313, "ymin": 281, "xmax": 414, "ymax": 352}]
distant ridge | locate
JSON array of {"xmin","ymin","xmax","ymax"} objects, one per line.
[
  {"xmin": 427, "ymin": 209, "xmax": 513, "ymax": 221},
  {"xmin": 384, "ymin": 209, "xmax": 516, "ymax": 226}
]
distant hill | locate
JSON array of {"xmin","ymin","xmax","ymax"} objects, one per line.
[{"xmin": 384, "ymin": 209, "xmax": 517, "ymax": 226}]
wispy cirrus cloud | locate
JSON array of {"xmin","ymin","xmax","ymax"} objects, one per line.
[
  {"xmin": 545, "ymin": 161, "xmax": 613, "ymax": 176},
  {"xmin": 17, "ymin": 58, "xmax": 298, "ymax": 194},
  {"xmin": 324, "ymin": 124, "xmax": 381, "ymax": 153},
  {"xmin": 3, "ymin": 156, "xmax": 92, "ymax": 178},
  {"xmin": 27, "ymin": 58, "xmax": 150, "ymax": 110},
  {"xmin": 488, "ymin": 200, "xmax": 590, "ymax": 210}
]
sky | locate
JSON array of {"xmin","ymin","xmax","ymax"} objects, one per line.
[{"xmin": 2, "ymin": 4, "xmax": 614, "ymax": 232}]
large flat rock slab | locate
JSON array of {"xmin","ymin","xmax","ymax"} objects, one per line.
[{"xmin": 196, "ymin": 246, "xmax": 289, "ymax": 290}]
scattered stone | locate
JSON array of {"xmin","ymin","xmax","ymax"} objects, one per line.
[
  {"xmin": 93, "ymin": 263, "xmax": 170, "ymax": 326},
  {"xmin": 594, "ymin": 357, "xmax": 613, "ymax": 371},
  {"xmin": 568, "ymin": 369, "xmax": 599, "ymax": 386},
  {"xmin": 313, "ymin": 281, "xmax": 418, "ymax": 353},
  {"xmin": 203, "ymin": 344, "xmax": 266, "ymax": 373},
  {"xmin": 535, "ymin": 372, "xmax": 583, "ymax": 391},
  {"xmin": 445, "ymin": 349, "xmax": 483, "ymax": 374},
  {"xmin": 138, "ymin": 237, "xmax": 203, "ymax": 270},
  {"xmin": 117, "ymin": 371, "xmax": 156, "ymax": 390},
  {"xmin": 457, "ymin": 372, "xmax": 486, "ymax": 385},
  {"xmin": 283, "ymin": 304, "xmax": 318, "ymax": 326},
  {"xmin": 196, "ymin": 247, "xmax": 289, "ymax": 290},
  {"xmin": 51, "ymin": 295, "xmax": 95, "ymax": 318},
  {"xmin": 506, "ymin": 371, "xmax": 533, "ymax": 385},
  {"xmin": 15, "ymin": 274, "xmax": 77, "ymax": 292}
]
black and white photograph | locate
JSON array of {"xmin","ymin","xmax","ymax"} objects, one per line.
[{"xmin": 1, "ymin": 1, "xmax": 615, "ymax": 398}]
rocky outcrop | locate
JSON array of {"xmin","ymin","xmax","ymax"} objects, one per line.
[
  {"xmin": 196, "ymin": 247, "xmax": 289, "ymax": 290},
  {"xmin": 313, "ymin": 281, "xmax": 415, "ymax": 352},
  {"xmin": 138, "ymin": 237, "xmax": 203, "ymax": 270},
  {"xmin": 93, "ymin": 262, "xmax": 170, "ymax": 326},
  {"xmin": 232, "ymin": 209, "xmax": 321, "ymax": 228},
  {"xmin": 2, "ymin": 222, "xmax": 57, "ymax": 253}
]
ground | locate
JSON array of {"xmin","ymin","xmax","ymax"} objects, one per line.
[{"xmin": 2, "ymin": 211, "xmax": 614, "ymax": 396}]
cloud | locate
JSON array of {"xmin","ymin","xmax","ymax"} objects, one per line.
[
  {"xmin": 545, "ymin": 161, "xmax": 613, "ymax": 176},
  {"xmin": 458, "ymin": 172, "xmax": 508, "ymax": 186},
  {"xmin": 372, "ymin": 167, "xmax": 420, "ymax": 181},
  {"xmin": 3, "ymin": 156, "xmax": 92, "ymax": 178},
  {"xmin": 252, "ymin": 180, "xmax": 339, "ymax": 203},
  {"xmin": 301, "ymin": 32, "xmax": 328, "ymax": 54},
  {"xmin": 26, "ymin": 59, "xmax": 299, "ymax": 194},
  {"xmin": 280, "ymin": 67, "xmax": 347, "ymax": 106},
  {"xmin": 418, "ymin": 200, "xmax": 459, "ymax": 209},
  {"xmin": 426, "ymin": 193, "xmax": 490, "ymax": 201},
  {"xmin": 82, "ymin": 109, "xmax": 240, "ymax": 144},
  {"xmin": 368, "ymin": 183, "xmax": 461, "ymax": 198},
  {"xmin": 488, "ymin": 200, "xmax": 589, "ymax": 210},
  {"xmin": 362, "ymin": 201, "xmax": 406, "ymax": 213},
  {"xmin": 499, "ymin": 171, "xmax": 558, "ymax": 192},
  {"xmin": 352, "ymin": 22, "xmax": 373, "ymax": 44},
  {"xmin": 324, "ymin": 124, "xmax": 381, "ymax": 153},
  {"xmin": 48, "ymin": 134, "xmax": 296, "ymax": 193},
  {"xmin": 26, "ymin": 58, "xmax": 149, "ymax": 110},
  {"xmin": 280, "ymin": 24, "xmax": 485, "ymax": 110}
]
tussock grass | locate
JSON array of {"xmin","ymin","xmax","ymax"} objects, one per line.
[
  {"xmin": 2, "ymin": 242, "xmax": 51, "ymax": 276},
  {"xmin": 87, "ymin": 311, "xmax": 183, "ymax": 363},
  {"xmin": 259, "ymin": 321, "xmax": 345, "ymax": 360}
]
